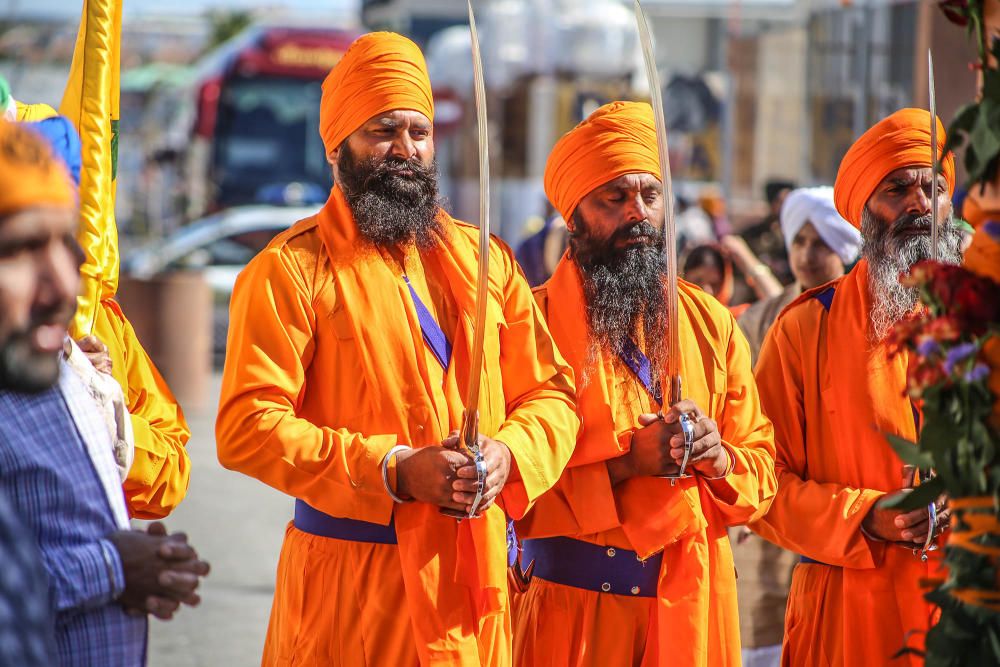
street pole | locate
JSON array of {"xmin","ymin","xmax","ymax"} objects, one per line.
[{"xmin": 853, "ymin": 0, "xmax": 874, "ymax": 137}]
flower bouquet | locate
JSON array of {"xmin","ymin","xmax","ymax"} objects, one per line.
[{"xmin": 884, "ymin": 228, "xmax": 1000, "ymax": 665}]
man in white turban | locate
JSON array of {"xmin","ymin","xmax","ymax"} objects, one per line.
[
  {"xmin": 730, "ymin": 186, "xmax": 859, "ymax": 667},
  {"xmin": 738, "ymin": 186, "xmax": 859, "ymax": 362}
]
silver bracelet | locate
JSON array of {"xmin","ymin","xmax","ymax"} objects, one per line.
[{"xmin": 381, "ymin": 445, "xmax": 413, "ymax": 504}]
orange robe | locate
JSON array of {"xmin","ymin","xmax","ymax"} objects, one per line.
[
  {"xmin": 512, "ymin": 257, "xmax": 777, "ymax": 667},
  {"xmin": 215, "ymin": 186, "xmax": 578, "ymax": 666},
  {"xmin": 94, "ymin": 301, "xmax": 191, "ymax": 518},
  {"xmin": 751, "ymin": 260, "xmax": 941, "ymax": 666}
]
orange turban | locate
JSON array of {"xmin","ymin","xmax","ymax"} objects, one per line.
[
  {"xmin": 834, "ymin": 108, "xmax": 955, "ymax": 228},
  {"xmin": 544, "ymin": 101, "xmax": 661, "ymax": 223},
  {"xmin": 0, "ymin": 120, "xmax": 75, "ymax": 217},
  {"xmin": 319, "ymin": 32, "xmax": 434, "ymax": 155}
]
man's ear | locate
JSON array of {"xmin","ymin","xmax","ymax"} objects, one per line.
[
  {"xmin": 564, "ymin": 212, "xmax": 576, "ymax": 234},
  {"xmin": 326, "ymin": 146, "xmax": 339, "ymax": 166}
]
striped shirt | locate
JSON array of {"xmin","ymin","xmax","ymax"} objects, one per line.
[{"xmin": 0, "ymin": 366, "xmax": 146, "ymax": 667}]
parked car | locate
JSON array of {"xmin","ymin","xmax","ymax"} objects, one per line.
[{"xmin": 124, "ymin": 204, "xmax": 318, "ymax": 364}]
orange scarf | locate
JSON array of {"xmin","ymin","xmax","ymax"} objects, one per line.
[
  {"xmin": 826, "ymin": 260, "xmax": 918, "ymax": 480},
  {"xmin": 315, "ymin": 186, "xmax": 506, "ymax": 660},
  {"xmin": 543, "ymin": 255, "xmax": 705, "ymax": 556}
]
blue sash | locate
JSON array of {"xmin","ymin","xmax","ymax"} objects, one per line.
[
  {"xmin": 521, "ymin": 536, "xmax": 661, "ymax": 597},
  {"xmin": 403, "ymin": 275, "xmax": 452, "ymax": 371},
  {"xmin": 618, "ymin": 338, "xmax": 662, "ymax": 406},
  {"xmin": 293, "ymin": 500, "xmax": 397, "ymax": 544}
]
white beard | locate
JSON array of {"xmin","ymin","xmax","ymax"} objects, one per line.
[{"xmin": 860, "ymin": 206, "xmax": 962, "ymax": 343}]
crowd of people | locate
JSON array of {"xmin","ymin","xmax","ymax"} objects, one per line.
[{"xmin": 0, "ymin": 28, "xmax": 976, "ymax": 667}]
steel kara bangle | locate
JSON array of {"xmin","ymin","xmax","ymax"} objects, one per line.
[{"xmin": 382, "ymin": 445, "xmax": 413, "ymax": 504}]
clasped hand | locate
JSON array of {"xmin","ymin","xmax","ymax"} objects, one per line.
[
  {"xmin": 608, "ymin": 400, "xmax": 729, "ymax": 484},
  {"xmin": 395, "ymin": 433, "xmax": 511, "ymax": 515}
]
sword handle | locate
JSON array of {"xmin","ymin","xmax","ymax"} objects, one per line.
[
  {"xmin": 440, "ymin": 409, "xmax": 484, "ymax": 520},
  {"xmin": 660, "ymin": 375, "xmax": 693, "ymax": 485}
]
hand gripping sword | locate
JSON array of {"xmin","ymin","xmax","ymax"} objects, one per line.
[
  {"xmin": 634, "ymin": 0, "xmax": 695, "ymax": 482},
  {"xmin": 440, "ymin": 0, "xmax": 491, "ymax": 520}
]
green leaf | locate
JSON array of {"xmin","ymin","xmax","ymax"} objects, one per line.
[
  {"xmin": 881, "ymin": 475, "xmax": 945, "ymax": 511},
  {"xmin": 949, "ymin": 101, "xmax": 979, "ymax": 134},
  {"xmin": 970, "ymin": 107, "xmax": 1000, "ymax": 167},
  {"xmin": 886, "ymin": 434, "xmax": 934, "ymax": 468}
]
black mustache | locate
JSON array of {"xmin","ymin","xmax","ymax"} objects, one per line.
[{"xmin": 609, "ymin": 221, "xmax": 662, "ymax": 245}]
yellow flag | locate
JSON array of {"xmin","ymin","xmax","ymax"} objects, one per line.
[{"xmin": 60, "ymin": 0, "xmax": 122, "ymax": 337}]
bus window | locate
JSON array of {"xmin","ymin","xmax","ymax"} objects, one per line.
[{"xmin": 212, "ymin": 76, "xmax": 330, "ymax": 208}]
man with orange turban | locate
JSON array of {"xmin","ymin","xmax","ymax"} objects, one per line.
[
  {"xmin": 511, "ymin": 101, "xmax": 777, "ymax": 666},
  {"xmin": 6, "ymin": 92, "xmax": 191, "ymax": 521},
  {"xmin": 751, "ymin": 108, "xmax": 962, "ymax": 666},
  {"xmin": 215, "ymin": 32, "xmax": 578, "ymax": 666}
]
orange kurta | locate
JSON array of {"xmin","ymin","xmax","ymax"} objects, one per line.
[
  {"xmin": 215, "ymin": 186, "xmax": 578, "ymax": 666},
  {"xmin": 513, "ymin": 257, "xmax": 777, "ymax": 667},
  {"xmin": 96, "ymin": 301, "xmax": 191, "ymax": 518},
  {"xmin": 751, "ymin": 261, "xmax": 941, "ymax": 666}
]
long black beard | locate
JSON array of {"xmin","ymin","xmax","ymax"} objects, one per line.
[
  {"xmin": 861, "ymin": 206, "xmax": 962, "ymax": 341},
  {"xmin": 336, "ymin": 144, "xmax": 444, "ymax": 250},
  {"xmin": 570, "ymin": 212, "xmax": 668, "ymax": 384}
]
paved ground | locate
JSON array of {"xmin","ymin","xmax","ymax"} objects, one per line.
[{"xmin": 141, "ymin": 374, "xmax": 290, "ymax": 667}]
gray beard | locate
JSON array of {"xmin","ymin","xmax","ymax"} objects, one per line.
[{"xmin": 860, "ymin": 206, "xmax": 962, "ymax": 342}]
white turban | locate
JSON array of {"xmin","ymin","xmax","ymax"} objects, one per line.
[{"xmin": 780, "ymin": 186, "xmax": 861, "ymax": 265}]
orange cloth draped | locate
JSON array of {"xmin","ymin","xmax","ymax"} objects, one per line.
[
  {"xmin": 95, "ymin": 301, "xmax": 190, "ymax": 518},
  {"xmin": 216, "ymin": 186, "xmax": 578, "ymax": 665},
  {"xmin": 0, "ymin": 120, "xmax": 75, "ymax": 215},
  {"xmin": 543, "ymin": 101, "xmax": 660, "ymax": 223},
  {"xmin": 751, "ymin": 261, "xmax": 942, "ymax": 666},
  {"xmin": 513, "ymin": 256, "xmax": 777, "ymax": 666},
  {"xmin": 319, "ymin": 31, "xmax": 434, "ymax": 154},
  {"xmin": 834, "ymin": 108, "xmax": 955, "ymax": 227}
]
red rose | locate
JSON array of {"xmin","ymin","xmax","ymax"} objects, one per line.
[
  {"xmin": 938, "ymin": 0, "xmax": 970, "ymax": 27},
  {"xmin": 926, "ymin": 316, "xmax": 962, "ymax": 342},
  {"xmin": 907, "ymin": 359, "xmax": 947, "ymax": 398},
  {"xmin": 954, "ymin": 278, "xmax": 1000, "ymax": 327}
]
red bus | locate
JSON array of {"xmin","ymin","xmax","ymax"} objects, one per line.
[{"xmin": 185, "ymin": 25, "xmax": 359, "ymax": 215}]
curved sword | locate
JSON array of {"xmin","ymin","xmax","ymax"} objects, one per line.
[
  {"xmin": 929, "ymin": 49, "xmax": 940, "ymax": 262},
  {"xmin": 916, "ymin": 49, "xmax": 941, "ymax": 560},
  {"xmin": 441, "ymin": 0, "xmax": 490, "ymax": 520},
  {"xmin": 634, "ymin": 0, "xmax": 693, "ymax": 482}
]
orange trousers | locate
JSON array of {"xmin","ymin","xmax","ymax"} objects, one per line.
[
  {"xmin": 512, "ymin": 577, "xmax": 656, "ymax": 666},
  {"xmin": 262, "ymin": 523, "xmax": 509, "ymax": 666}
]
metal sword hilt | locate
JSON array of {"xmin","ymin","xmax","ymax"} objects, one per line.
[
  {"xmin": 660, "ymin": 375, "xmax": 693, "ymax": 485},
  {"xmin": 440, "ymin": 408, "xmax": 488, "ymax": 521},
  {"xmin": 902, "ymin": 464, "xmax": 939, "ymax": 561}
]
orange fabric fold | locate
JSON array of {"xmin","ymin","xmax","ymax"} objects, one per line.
[
  {"xmin": 826, "ymin": 260, "xmax": 919, "ymax": 448},
  {"xmin": 834, "ymin": 108, "xmax": 955, "ymax": 227},
  {"xmin": 315, "ymin": 186, "xmax": 506, "ymax": 645},
  {"xmin": 752, "ymin": 262, "xmax": 941, "ymax": 666},
  {"xmin": 543, "ymin": 101, "xmax": 660, "ymax": 223},
  {"xmin": 216, "ymin": 181, "xmax": 578, "ymax": 664},
  {"xmin": 514, "ymin": 254, "xmax": 777, "ymax": 666},
  {"xmin": 0, "ymin": 120, "xmax": 75, "ymax": 216},
  {"xmin": 319, "ymin": 31, "xmax": 434, "ymax": 154}
]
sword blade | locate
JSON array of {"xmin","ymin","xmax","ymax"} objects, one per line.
[
  {"xmin": 439, "ymin": 1, "xmax": 491, "ymax": 520},
  {"xmin": 462, "ymin": 0, "xmax": 490, "ymax": 450},
  {"xmin": 928, "ymin": 49, "xmax": 939, "ymax": 262},
  {"xmin": 634, "ymin": 0, "xmax": 681, "ymax": 405}
]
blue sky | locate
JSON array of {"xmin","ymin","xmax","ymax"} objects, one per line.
[{"xmin": 7, "ymin": 0, "xmax": 359, "ymax": 20}]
